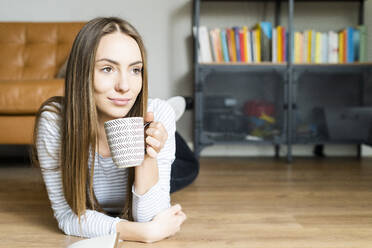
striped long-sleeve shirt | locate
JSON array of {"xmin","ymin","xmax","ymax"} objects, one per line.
[{"xmin": 36, "ymin": 98, "xmax": 176, "ymax": 238}]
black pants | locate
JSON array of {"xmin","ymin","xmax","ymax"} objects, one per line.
[{"xmin": 170, "ymin": 132, "xmax": 199, "ymax": 193}]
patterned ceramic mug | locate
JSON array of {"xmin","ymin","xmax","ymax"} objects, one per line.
[{"xmin": 104, "ymin": 117, "xmax": 149, "ymax": 168}]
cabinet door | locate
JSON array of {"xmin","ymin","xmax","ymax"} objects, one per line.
[
  {"xmin": 293, "ymin": 68, "xmax": 372, "ymax": 144},
  {"xmin": 199, "ymin": 67, "xmax": 286, "ymax": 144}
]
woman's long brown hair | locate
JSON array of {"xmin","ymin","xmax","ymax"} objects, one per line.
[{"xmin": 32, "ymin": 17, "xmax": 148, "ymax": 221}]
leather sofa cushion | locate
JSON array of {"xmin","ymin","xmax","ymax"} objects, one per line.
[
  {"xmin": 0, "ymin": 79, "xmax": 64, "ymax": 114},
  {"xmin": 0, "ymin": 116, "xmax": 35, "ymax": 144},
  {"xmin": 0, "ymin": 22, "xmax": 84, "ymax": 80}
]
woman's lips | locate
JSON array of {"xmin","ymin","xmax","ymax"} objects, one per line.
[{"xmin": 109, "ymin": 97, "xmax": 131, "ymax": 106}]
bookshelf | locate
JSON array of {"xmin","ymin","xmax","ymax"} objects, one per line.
[{"xmin": 192, "ymin": 0, "xmax": 372, "ymax": 161}]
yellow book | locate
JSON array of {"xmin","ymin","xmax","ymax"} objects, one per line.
[
  {"xmin": 338, "ymin": 30, "xmax": 344, "ymax": 63},
  {"xmin": 256, "ymin": 28, "xmax": 261, "ymax": 62},
  {"xmin": 307, "ymin": 30, "xmax": 312, "ymax": 63},
  {"xmin": 277, "ymin": 26, "xmax": 282, "ymax": 62},
  {"xmin": 315, "ymin": 32, "xmax": 321, "ymax": 63},
  {"xmin": 242, "ymin": 26, "xmax": 249, "ymax": 62},
  {"xmin": 294, "ymin": 32, "xmax": 300, "ymax": 63}
]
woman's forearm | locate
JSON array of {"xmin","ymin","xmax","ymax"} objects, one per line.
[
  {"xmin": 116, "ymin": 220, "xmax": 151, "ymax": 243},
  {"xmin": 134, "ymin": 156, "xmax": 159, "ymax": 195}
]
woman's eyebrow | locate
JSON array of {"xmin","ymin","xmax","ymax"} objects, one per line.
[
  {"xmin": 95, "ymin": 59, "xmax": 143, "ymax": 67},
  {"xmin": 96, "ymin": 58, "xmax": 119, "ymax": 65},
  {"xmin": 129, "ymin": 61, "xmax": 143, "ymax": 66}
]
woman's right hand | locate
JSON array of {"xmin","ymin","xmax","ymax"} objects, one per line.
[{"xmin": 144, "ymin": 204, "xmax": 187, "ymax": 243}]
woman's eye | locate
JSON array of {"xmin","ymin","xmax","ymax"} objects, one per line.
[
  {"xmin": 102, "ymin": 66, "xmax": 113, "ymax": 73},
  {"xmin": 132, "ymin": 67, "xmax": 143, "ymax": 75}
]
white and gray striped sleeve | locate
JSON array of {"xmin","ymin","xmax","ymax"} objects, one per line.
[
  {"xmin": 36, "ymin": 111, "xmax": 123, "ymax": 238},
  {"xmin": 132, "ymin": 99, "xmax": 176, "ymax": 222}
]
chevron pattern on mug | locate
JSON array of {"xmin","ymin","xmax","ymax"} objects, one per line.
[{"xmin": 104, "ymin": 117, "xmax": 145, "ymax": 168}]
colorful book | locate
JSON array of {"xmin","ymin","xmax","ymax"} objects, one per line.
[
  {"xmin": 239, "ymin": 28, "xmax": 246, "ymax": 62},
  {"xmin": 358, "ymin": 25, "xmax": 367, "ymax": 62},
  {"xmin": 338, "ymin": 29, "xmax": 345, "ymax": 63},
  {"xmin": 233, "ymin": 26, "xmax": 241, "ymax": 62},
  {"xmin": 277, "ymin": 26, "xmax": 282, "ymax": 62},
  {"xmin": 198, "ymin": 26, "xmax": 213, "ymax": 63},
  {"xmin": 257, "ymin": 22, "xmax": 272, "ymax": 62},
  {"xmin": 315, "ymin": 32, "xmax": 321, "ymax": 63},
  {"xmin": 226, "ymin": 28, "xmax": 237, "ymax": 62},
  {"xmin": 220, "ymin": 29, "xmax": 230, "ymax": 62},
  {"xmin": 272, "ymin": 27, "xmax": 277, "ymax": 63},
  {"xmin": 328, "ymin": 31, "xmax": 338, "ymax": 63},
  {"xmin": 353, "ymin": 28, "xmax": 360, "ymax": 62},
  {"xmin": 210, "ymin": 28, "xmax": 224, "ymax": 62},
  {"xmin": 242, "ymin": 26, "xmax": 249, "ymax": 62},
  {"xmin": 346, "ymin": 27, "xmax": 354, "ymax": 63}
]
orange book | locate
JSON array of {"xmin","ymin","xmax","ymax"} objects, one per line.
[
  {"xmin": 242, "ymin": 26, "xmax": 249, "ymax": 62},
  {"xmin": 229, "ymin": 28, "xmax": 237, "ymax": 62},
  {"xmin": 210, "ymin": 28, "xmax": 223, "ymax": 62},
  {"xmin": 239, "ymin": 29, "xmax": 246, "ymax": 62}
]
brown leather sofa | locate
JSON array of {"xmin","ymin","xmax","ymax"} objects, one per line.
[{"xmin": 0, "ymin": 22, "xmax": 84, "ymax": 144}]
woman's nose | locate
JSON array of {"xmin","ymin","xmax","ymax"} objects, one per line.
[{"xmin": 115, "ymin": 72, "xmax": 129, "ymax": 92}]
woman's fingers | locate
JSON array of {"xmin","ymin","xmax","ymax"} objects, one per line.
[
  {"xmin": 146, "ymin": 146, "xmax": 157, "ymax": 158},
  {"xmin": 145, "ymin": 121, "xmax": 168, "ymax": 154}
]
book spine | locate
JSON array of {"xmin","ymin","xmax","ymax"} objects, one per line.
[
  {"xmin": 239, "ymin": 29, "xmax": 246, "ymax": 62},
  {"xmin": 220, "ymin": 29, "xmax": 230, "ymax": 62},
  {"xmin": 346, "ymin": 27, "xmax": 354, "ymax": 63},
  {"xmin": 272, "ymin": 27, "xmax": 277, "ymax": 63},
  {"xmin": 359, "ymin": 25, "xmax": 366, "ymax": 62},
  {"xmin": 277, "ymin": 26, "xmax": 282, "ymax": 62},
  {"xmin": 233, "ymin": 27, "xmax": 241, "ymax": 62}
]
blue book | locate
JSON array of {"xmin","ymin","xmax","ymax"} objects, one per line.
[
  {"xmin": 353, "ymin": 28, "xmax": 360, "ymax": 61},
  {"xmin": 233, "ymin": 26, "xmax": 241, "ymax": 62},
  {"xmin": 220, "ymin": 29, "xmax": 230, "ymax": 62},
  {"xmin": 259, "ymin": 22, "xmax": 272, "ymax": 61},
  {"xmin": 346, "ymin": 27, "xmax": 354, "ymax": 63}
]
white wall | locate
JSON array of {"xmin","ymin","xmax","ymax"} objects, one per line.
[{"xmin": 1, "ymin": 0, "xmax": 370, "ymax": 157}]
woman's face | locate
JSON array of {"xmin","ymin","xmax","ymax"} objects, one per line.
[{"xmin": 93, "ymin": 32, "xmax": 143, "ymax": 123}]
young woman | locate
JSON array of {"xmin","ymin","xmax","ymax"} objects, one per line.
[{"xmin": 32, "ymin": 17, "xmax": 196, "ymax": 243}]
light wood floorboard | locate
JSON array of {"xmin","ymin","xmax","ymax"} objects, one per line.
[{"xmin": 1, "ymin": 157, "xmax": 372, "ymax": 247}]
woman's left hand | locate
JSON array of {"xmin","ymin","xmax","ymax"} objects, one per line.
[{"xmin": 144, "ymin": 112, "xmax": 168, "ymax": 158}]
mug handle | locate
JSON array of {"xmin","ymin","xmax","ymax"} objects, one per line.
[{"xmin": 143, "ymin": 121, "xmax": 152, "ymax": 154}]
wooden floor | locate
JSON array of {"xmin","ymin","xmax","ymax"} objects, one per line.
[{"xmin": 1, "ymin": 157, "xmax": 372, "ymax": 247}]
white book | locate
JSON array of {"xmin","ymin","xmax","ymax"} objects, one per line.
[
  {"xmin": 247, "ymin": 29, "xmax": 252, "ymax": 63},
  {"xmin": 272, "ymin": 28, "xmax": 277, "ymax": 63},
  {"xmin": 208, "ymin": 29, "xmax": 216, "ymax": 62},
  {"xmin": 322, "ymin": 32, "xmax": 328, "ymax": 63},
  {"xmin": 328, "ymin": 31, "xmax": 338, "ymax": 63},
  {"xmin": 252, "ymin": 30, "xmax": 257, "ymax": 63},
  {"xmin": 198, "ymin": 26, "xmax": 213, "ymax": 63},
  {"xmin": 303, "ymin": 31, "xmax": 308, "ymax": 63},
  {"xmin": 310, "ymin": 30, "xmax": 316, "ymax": 63}
]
